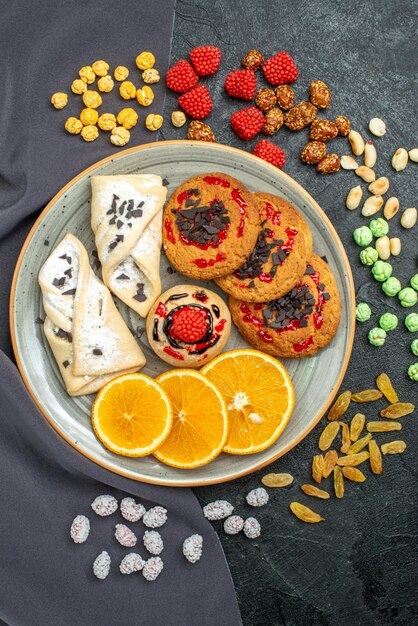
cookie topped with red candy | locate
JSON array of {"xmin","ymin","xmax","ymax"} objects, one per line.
[
  {"xmin": 146, "ymin": 285, "xmax": 231, "ymax": 367},
  {"xmin": 162, "ymin": 172, "xmax": 260, "ymax": 279},
  {"xmin": 216, "ymin": 193, "xmax": 313, "ymax": 302}
]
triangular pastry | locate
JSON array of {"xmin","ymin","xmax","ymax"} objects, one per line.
[
  {"xmin": 39, "ymin": 233, "xmax": 145, "ymax": 396},
  {"xmin": 90, "ymin": 174, "xmax": 167, "ymax": 317}
]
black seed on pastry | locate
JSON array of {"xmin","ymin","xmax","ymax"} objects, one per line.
[
  {"xmin": 62, "ymin": 360, "xmax": 70, "ymax": 368},
  {"xmin": 62, "ymin": 288, "xmax": 76, "ymax": 295},
  {"xmin": 116, "ymin": 219, "xmax": 123, "ymax": 229},
  {"xmin": 116, "ymin": 273, "xmax": 129, "ymax": 280},
  {"xmin": 92, "ymin": 348, "xmax": 103, "ymax": 356},
  {"xmin": 109, "ymin": 241, "xmax": 118, "ymax": 251},
  {"xmin": 133, "ymin": 293, "xmax": 147, "ymax": 302},
  {"xmin": 35, "ymin": 317, "xmax": 44, "ymax": 325},
  {"xmin": 52, "ymin": 278, "xmax": 60, "ymax": 287},
  {"xmin": 109, "ymin": 217, "xmax": 116, "ymax": 225},
  {"xmin": 44, "ymin": 240, "xmax": 49, "ymax": 246}
]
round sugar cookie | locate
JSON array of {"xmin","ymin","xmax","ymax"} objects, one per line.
[
  {"xmin": 162, "ymin": 173, "xmax": 260, "ymax": 279},
  {"xmin": 230, "ymin": 254, "xmax": 341, "ymax": 358},
  {"xmin": 146, "ymin": 285, "xmax": 231, "ymax": 367},
  {"xmin": 216, "ymin": 193, "xmax": 313, "ymax": 302}
]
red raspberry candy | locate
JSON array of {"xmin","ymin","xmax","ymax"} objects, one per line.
[
  {"xmin": 262, "ymin": 52, "xmax": 298, "ymax": 85},
  {"xmin": 253, "ymin": 139, "xmax": 286, "ymax": 169},
  {"xmin": 170, "ymin": 308, "xmax": 209, "ymax": 343},
  {"xmin": 166, "ymin": 59, "xmax": 199, "ymax": 93},
  {"xmin": 190, "ymin": 46, "xmax": 222, "ymax": 76},
  {"xmin": 224, "ymin": 70, "xmax": 256, "ymax": 100},
  {"xmin": 178, "ymin": 85, "xmax": 213, "ymax": 119},
  {"xmin": 230, "ymin": 106, "xmax": 264, "ymax": 140}
]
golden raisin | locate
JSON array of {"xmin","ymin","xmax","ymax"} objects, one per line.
[
  {"xmin": 350, "ymin": 413, "xmax": 366, "ymax": 442},
  {"xmin": 318, "ymin": 422, "xmax": 340, "ymax": 451},
  {"xmin": 322, "ymin": 450, "xmax": 338, "ymax": 478},
  {"xmin": 348, "ymin": 434, "xmax": 372, "ymax": 454},
  {"xmin": 312, "ymin": 454, "xmax": 324, "ymax": 483},
  {"xmin": 380, "ymin": 403, "xmax": 415, "ymax": 418},
  {"xmin": 369, "ymin": 440, "xmax": 382, "ymax": 474},
  {"xmin": 339, "ymin": 422, "xmax": 351, "ymax": 454},
  {"xmin": 381, "ymin": 440, "xmax": 406, "ymax": 455},
  {"xmin": 261, "ymin": 473, "xmax": 294, "ymax": 488},
  {"xmin": 328, "ymin": 391, "xmax": 352, "ymax": 421},
  {"xmin": 263, "ymin": 108, "xmax": 284, "ymax": 135},
  {"xmin": 337, "ymin": 451, "xmax": 370, "ymax": 467},
  {"xmin": 376, "ymin": 373, "xmax": 399, "ymax": 403},
  {"xmin": 366, "ymin": 421, "xmax": 402, "ymax": 433},
  {"xmin": 342, "ymin": 467, "xmax": 366, "ymax": 482},
  {"xmin": 351, "ymin": 389, "xmax": 383, "ymax": 402},
  {"xmin": 301, "ymin": 484, "xmax": 330, "ymax": 499},
  {"xmin": 289, "ymin": 502, "xmax": 324, "ymax": 523},
  {"xmin": 333, "ymin": 466, "xmax": 344, "ymax": 498}
]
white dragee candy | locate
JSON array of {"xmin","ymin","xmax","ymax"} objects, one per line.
[
  {"xmin": 143, "ymin": 530, "xmax": 164, "ymax": 555},
  {"xmin": 142, "ymin": 506, "xmax": 168, "ymax": 528},
  {"xmin": 120, "ymin": 553, "xmax": 145, "ymax": 574},
  {"xmin": 120, "ymin": 497, "xmax": 146, "ymax": 522},
  {"xmin": 93, "ymin": 551, "xmax": 111, "ymax": 580},
  {"xmin": 115, "ymin": 524, "xmax": 137, "ymax": 547},
  {"xmin": 91, "ymin": 495, "xmax": 118, "ymax": 517},
  {"xmin": 223, "ymin": 515, "xmax": 244, "ymax": 535},
  {"xmin": 246, "ymin": 487, "xmax": 269, "ymax": 507},
  {"xmin": 182, "ymin": 534, "xmax": 203, "ymax": 563},
  {"xmin": 70, "ymin": 515, "xmax": 90, "ymax": 544},
  {"xmin": 142, "ymin": 556, "xmax": 164, "ymax": 581},
  {"xmin": 243, "ymin": 517, "xmax": 261, "ymax": 539},
  {"xmin": 203, "ymin": 500, "xmax": 234, "ymax": 521}
]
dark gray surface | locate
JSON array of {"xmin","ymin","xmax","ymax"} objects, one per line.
[{"xmin": 164, "ymin": 1, "xmax": 418, "ymax": 625}]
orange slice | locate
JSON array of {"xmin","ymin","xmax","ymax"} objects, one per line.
[
  {"xmin": 154, "ymin": 369, "xmax": 228, "ymax": 469},
  {"xmin": 91, "ymin": 373, "xmax": 173, "ymax": 457},
  {"xmin": 201, "ymin": 349, "xmax": 295, "ymax": 455}
]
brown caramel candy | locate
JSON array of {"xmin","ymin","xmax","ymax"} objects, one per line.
[
  {"xmin": 255, "ymin": 88, "xmax": 276, "ymax": 112},
  {"xmin": 309, "ymin": 119, "xmax": 339, "ymax": 142},
  {"xmin": 301, "ymin": 141, "xmax": 327, "ymax": 164},
  {"xmin": 316, "ymin": 154, "xmax": 341, "ymax": 174},
  {"xmin": 241, "ymin": 49, "xmax": 264, "ymax": 71},
  {"xmin": 284, "ymin": 102, "xmax": 317, "ymax": 131},
  {"xmin": 275, "ymin": 85, "xmax": 295, "ymax": 110},
  {"xmin": 309, "ymin": 80, "xmax": 331, "ymax": 109},
  {"xmin": 263, "ymin": 107, "xmax": 284, "ymax": 135},
  {"xmin": 335, "ymin": 115, "xmax": 351, "ymax": 136},
  {"xmin": 187, "ymin": 120, "xmax": 215, "ymax": 142}
]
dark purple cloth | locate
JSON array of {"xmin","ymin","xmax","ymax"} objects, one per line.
[{"xmin": 0, "ymin": 2, "xmax": 242, "ymax": 624}]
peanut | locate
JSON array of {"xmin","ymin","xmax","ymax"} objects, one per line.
[
  {"xmin": 361, "ymin": 195, "xmax": 383, "ymax": 217},
  {"xmin": 355, "ymin": 166, "xmax": 376, "ymax": 183},
  {"xmin": 392, "ymin": 148, "xmax": 408, "ymax": 172},
  {"xmin": 389, "ymin": 238, "xmax": 401, "ymax": 256},
  {"xmin": 409, "ymin": 148, "xmax": 418, "ymax": 162},
  {"xmin": 369, "ymin": 118, "xmax": 386, "ymax": 137},
  {"xmin": 383, "ymin": 197, "xmax": 399, "ymax": 220},
  {"xmin": 364, "ymin": 141, "xmax": 377, "ymax": 168},
  {"xmin": 340, "ymin": 155, "xmax": 358, "ymax": 170},
  {"xmin": 400, "ymin": 207, "xmax": 417, "ymax": 229},
  {"xmin": 349, "ymin": 130, "xmax": 365, "ymax": 156},
  {"xmin": 369, "ymin": 177, "xmax": 389, "ymax": 196},
  {"xmin": 375, "ymin": 236, "xmax": 390, "ymax": 260},
  {"xmin": 346, "ymin": 185, "xmax": 363, "ymax": 210}
]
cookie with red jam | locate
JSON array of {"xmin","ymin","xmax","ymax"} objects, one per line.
[
  {"xmin": 146, "ymin": 285, "xmax": 231, "ymax": 367},
  {"xmin": 229, "ymin": 254, "xmax": 340, "ymax": 358},
  {"xmin": 162, "ymin": 173, "xmax": 260, "ymax": 279},
  {"xmin": 216, "ymin": 193, "xmax": 313, "ymax": 302}
]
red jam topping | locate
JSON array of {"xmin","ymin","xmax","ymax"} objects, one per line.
[
  {"xmin": 309, "ymin": 269, "xmax": 326, "ymax": 329},
  {"xmin": 177, "ymin": 189, "xmax": 192, "ymax": 205},
  {"xmin": 163, "ymin": 346, "xmax": 185, "ymax": 360},
  {"xmin": 155, "ymin": 302, "xmax": 168, "ymax": 317},
  {"xmin": 281, "ymin": 227, "xmax": 298, "ymax": 253},
  {"xmin": 164, "ymin": 219, "xmax": 176, "ymax": 244},
  {"xmin": 203, "ymin": 175, "xmax": 231, "ymax": 188},
  {"xmin": 215, "ymin": 318, "xmax": 227, "ymax": 332},
  {"xmin": 193, "ymin": 290, "xmax": 209, "ymax": 302},
  {"xmin": 293, "ymin": 336, "xmax": 314, "ymax": 353},
  {"xmin": 240, "ymin": 303, "xmax": 273, "ymax": 343},
  {"xmin": 193, "ymin": 252, "xmax": 226, "ymax": 268},
  {"xmin": 231, "ymin": 188, "xmax": 247, "ymax": 237},
  {"xmin": 258, "ymin": 272, "xmax": 273, "ymax": 283},
  {"xmin": 263, "ymin": 202, "xmax": 281, "ymax": 226}
]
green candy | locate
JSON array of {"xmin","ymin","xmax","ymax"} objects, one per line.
[
  {"xmin": 407, "ymin": 363, "xmax": 418, "ymax": 381},
  {"xmin": 369, "ymin": 218, "xmax": 389, "ymax": 238},
  {"xmin": 411, "ymin": 339, "xmax": 418, "ymax": 356},
  {"xmin": 356, "ymin": 302, "xmax": 372, "ymax": 322},
  {"xmin": 410, "ymin": 274, "xmax": 418, "ymax": 291},
  {"xmin": 379, "ymin": 312, "xmax": 398, "ymax": 332},
  {"xmin": 353, "ymin": 226, "xmax": 373, "ymax": 247},
  {"xmin": 382, "ymin": 277, "xmax": 402, "ymax": 296},
  {"xmin": 398, "ymin": 287, "xmax": 418, "ymax": 308},
  {"xmin": 359, "ymin": 247, "xmax": 378, "ymax": 266},
  {"xmin": 405, "ymin": 313, "xmax": 418, "ymax": 332},
  {"xmin": 372, "ymin": 260, "xmax": 392, "ymax": 282},
  {"xmin": 368, "ymin": 327, "xmax": 386, "ymax": 346}
]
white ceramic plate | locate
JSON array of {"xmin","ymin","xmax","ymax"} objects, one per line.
[{"xmin": 11, "ymin": 141, "xmax": 355, "ymax": 486}]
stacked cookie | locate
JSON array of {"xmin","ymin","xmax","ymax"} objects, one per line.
[{"xmin": 162, "ymin": 172, "xmax": 340, "ymax": 358}]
